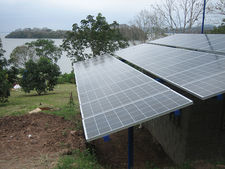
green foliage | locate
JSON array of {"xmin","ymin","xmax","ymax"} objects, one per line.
[
  {"xmin": 0, "ymin": 38, "xmax": 5, "ymax": 58},
  {"xmin": 55, "ymin": 149, "xmax": 102, "ymax": 169},
  {"xmin": 26, "ymin": 39, "xmax": 62, "ymax": 62},
  {"xmin": 5, "ymin": 27, "xmax": 67, "ymax": 39},
  {"xmin": 0, "ymin": 69, "xmax": 10, "ymax": 103},
  {"xmin": 62, "ymin": 13, "xmax": 129, "ymax": 62},
  {"xmin": 9, "ymin": 45, "xmax": 37, "ymax": 68},
  {"xmin": 10, "ymin": 39, "xmax": 62, "ymax": 68},
  {"xmin": 7, "ymin": 66, "xmax": 19, "ymax": 85},
  {"xmin": 0, "ymin": 38, "xmax": 11, "ymax": 103},
  {"xmin": 48, "ymin": 104, "xmax": 78, "ymax": 121},
  {"xmin": 20, "ymin": 57, "xmax": 60, "ymax": 95},
  {"xmin": 208, "ymin": 19, "xmax": 225, "ymax": 34},
  {"xmin": 57, "ymin": 72, "xmax": 75, "ymax": 84}
]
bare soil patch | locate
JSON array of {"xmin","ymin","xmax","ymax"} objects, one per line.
[
  {"xmin": 1, "ymin": 112, "xmax": 217, "ymax": 169},
  {"xmin": 0, "ymin": 112, "xmax": 85, "ymax": 169},
  {"xmin": 0, "ymin": 112, "xmax": 174, "ymax": 169}
]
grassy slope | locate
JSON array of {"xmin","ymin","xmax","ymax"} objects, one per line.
[{"xmin": 0, "ymin": 84, "xmax": 79, "ymax": 117}]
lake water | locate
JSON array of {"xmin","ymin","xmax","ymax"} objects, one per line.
[{"xmin": 0, "ymin": 33, "xmax": 72, "ymax": 73}]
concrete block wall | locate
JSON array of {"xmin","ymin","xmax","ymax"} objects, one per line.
[
  {"xmin": 144, "ymin": 106, "xmax": 192, "ymax": 164},
  {"xmin": 144, "ymin": 94, "xmax": 225, "ymax": 164}
]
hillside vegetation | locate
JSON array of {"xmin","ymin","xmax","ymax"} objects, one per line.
[{"xmin": 5, "ymin": 28, "xmax": 68, "ymax": 39}]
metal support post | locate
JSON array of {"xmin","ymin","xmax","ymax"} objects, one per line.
[
  {"xmin": 201, "ymin": 0, "xmax": 206, "ymax": 34},
  {"xmin": 128, "ymin": 127, "xmax": 134, "ymax": 169}
]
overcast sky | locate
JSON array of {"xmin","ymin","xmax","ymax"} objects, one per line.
[{"xmin": 0, "ymin": 0, "xmax": 160, "ymax": 32}]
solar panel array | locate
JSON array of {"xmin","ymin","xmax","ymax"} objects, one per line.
[
  {"xmin": 74, "ymin": 55, "xmax": 192, "ymax": 141},
  {"xmin": 116, "ymin": 44, "xmax": 225, "ymax": 100},
  {"xmin": 150, "ymin": 34, "xmax": 225, "ymax": 55}
]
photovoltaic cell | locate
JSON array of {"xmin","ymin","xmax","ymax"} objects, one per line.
[
  {"xmin": 116, "ymin": 44, "xmax": 225, "ymax": 99},
  {"xmin": 74, "ymin": 55, "xmax": 192, "ymax": 141},
  {"xmin": 150, "ymin": 34, "xmax": 225, "ymax": 55}
]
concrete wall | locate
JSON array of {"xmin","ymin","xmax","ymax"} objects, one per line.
[
  {"xmin": 144, "ymin": 94, "xmax": 225, "ymax": 164},
  {"xmin": 144, "ymin": 106, "xmax": 192, "ymax": 163}
]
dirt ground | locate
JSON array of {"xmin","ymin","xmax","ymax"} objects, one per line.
[
  {"xmin": 0, "ymin": 112, "xmax": 221, "ymax": 169},
  {"xmin": 0, "ymin": 112, "xmax": 86, "ymax": 169},
  {"xmin": 0, "ymin": 112, "xmax": 174, "ymax": 169}
]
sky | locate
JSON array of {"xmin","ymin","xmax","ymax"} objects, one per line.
[{"xmin": 0, "ymin": 0, "xmax": 159, "ymax": 32}]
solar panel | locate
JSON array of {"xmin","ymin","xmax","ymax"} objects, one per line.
[
  {"xmin": 74, "ymin": 55, "xmax": 192, "ymax": 141},
  {"xmin": 116, "ymin": 44, "xmax": 225, "ymax": 100},
  {"xmin": 150, "ymin": 34, "xmax": 225, "ymax": 55}
]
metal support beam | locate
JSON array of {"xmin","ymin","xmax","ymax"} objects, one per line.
[
  {"xmin": 128, "ymin": 127, "xmax": 134, "ymax": 169},
  {"xmin": 201, "ymin": 0, "xmax": 206, "ymax": 34}
]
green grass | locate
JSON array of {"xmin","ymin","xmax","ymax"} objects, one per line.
[
  {"xmin": 0, "ymin": 84, "xmax": 79, "ymax": 117},
  {"xmin": 55, "ymin": 149, "xmax": 103, "ymax": 169},
  {"xmin": 46, "ymin": 104, "xmax": 79, "ymax": 120},
  {"xmin": 0, "ymin": 83, "xmax": 104, "ymax": 169}
]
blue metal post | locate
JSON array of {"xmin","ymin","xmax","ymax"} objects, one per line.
[
  {"xmin": 201, "ymin": 0, "xmax": 206, "ymax": 34},
  {"xmin": 174, "ymin": 110, "xmax": 181, "ymax": 116},
  {"xmin": 128, "ymin": 127, "xmax": 134, "ymax": 169},
  {"xmin": 103, "ymin": 135, "xmax": 110, "ymax": 142},
  {"xmin": 217, "ymin": 94, "xmax": 223, "ymax": 101}
]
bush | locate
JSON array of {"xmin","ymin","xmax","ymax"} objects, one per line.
[
  {"xmin": 57, "ymin": 72, "xmax": 75, "ymax": 84},
  {"xmin": 20, "ymin": 57, "xmax": 60, "ymax": 95}
]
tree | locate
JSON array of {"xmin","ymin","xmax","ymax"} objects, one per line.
[
  {"xmin": 20, "ymin": 57, "xmax": 60, "ymax": 95},
  {"xmin": 62, "ymin": 13, "xmax": 129, "ymax": 62},
  {"xmin": 130, "ymin": 9, "xmax": 165, "ymax": 40},
  {"xmin": 0, "ymin": 39, "xmax": 6, "ymax": 66},
  {"xmin": 26, "ymin": 39, "xmax": 62, "ymax": 62},
  {"xmin": 0, "ymin": 38, "xmax": 10, "ymax": 102},
  {"xmin": 9, "ymin": 45, "xmax": 37, "ymax": 68},
  {"xmin": 213, "ymin": 0, "xmax": 225, "ymax": 16},
  {"xmin": 10, "ymin": 39, "xmax": 62, "ymax": 68},
  {"xmin": 154, "ymin": 0, "xmax": 206, "ymax": 32},
  {"xmin": 133, "ymin": 0, "xmax": 212, "ymax": 34}
]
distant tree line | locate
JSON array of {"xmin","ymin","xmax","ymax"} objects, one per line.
[
  {"xmin": 119, "ymin": 24, "xmax": 148, "ymax": 42},
  {"xmin": 5, "ymin": 25, "xmax": 146, "ymax": 42},
  {"xmin": 5, "ymin": 28, "xmax": 68, "ymax": 39}
]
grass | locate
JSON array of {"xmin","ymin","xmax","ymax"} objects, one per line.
[
  {"xmin": 0, "ymin": 84, "xmax": 79, "ymax": 117},
  {"xmin": 55, "ymin": 149, "xmax": 103, "ymax": 169},
  {"xmin": 0, "ymin": 83, "xmax": 104, "ymax": 169}
]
